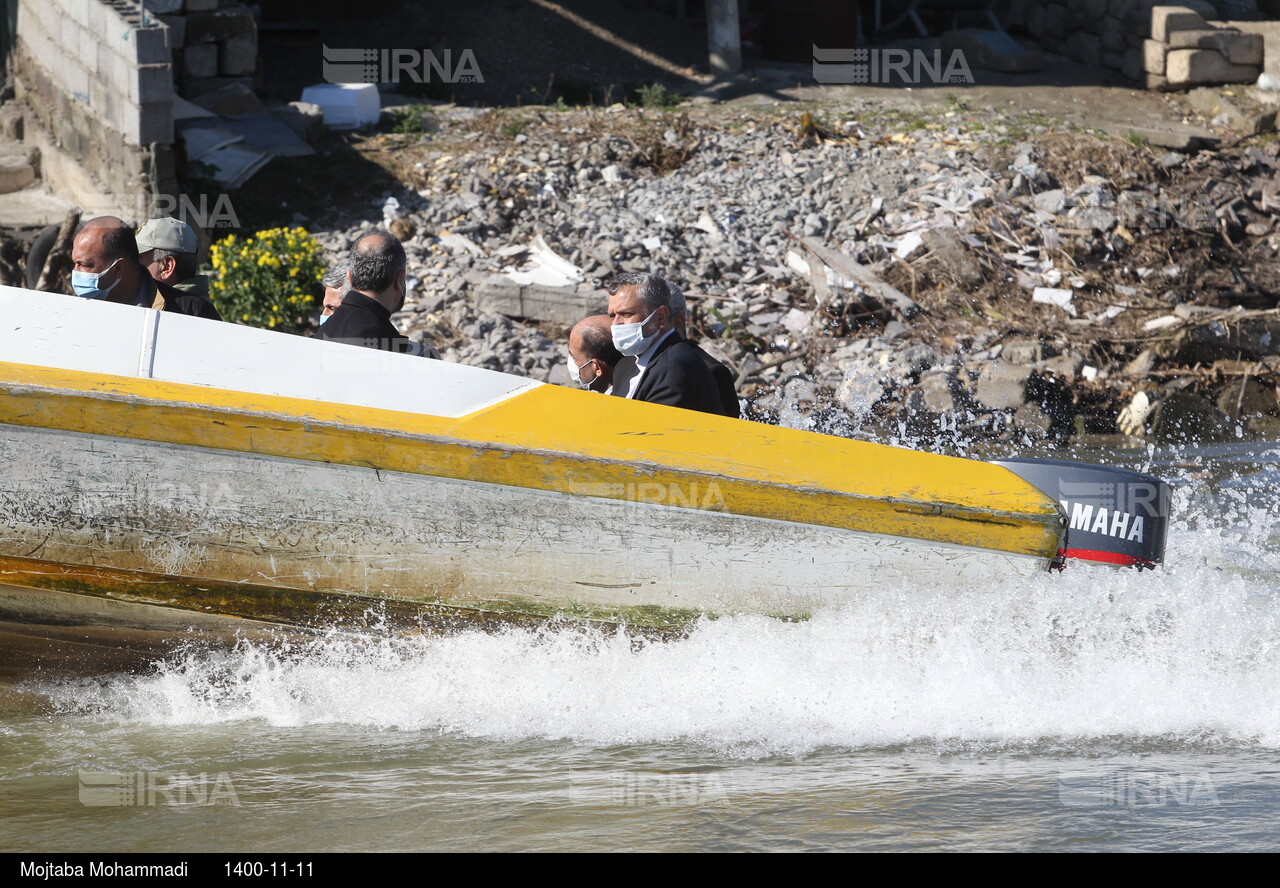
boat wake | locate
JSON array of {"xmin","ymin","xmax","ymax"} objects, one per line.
[{"xmin": 33, "ymin": 484, "xmax": 1280, "ymax": 758}]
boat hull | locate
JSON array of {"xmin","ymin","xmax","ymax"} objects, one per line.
[{"xmin": 1, "ymin": 422, "xmax": 1050, "ymax": 631}]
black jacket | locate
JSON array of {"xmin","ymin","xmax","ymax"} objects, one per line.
[
  {"xmin": 148, "ymin": 276, "xmax": 221, "ymax": 321},
  {"xmin": 315, "ymin": 290, "xmax": 429, "ymax": 355},
  {"xmin": 610, "ymin": 332, "xmax": 726, "ymax": 417},
  {"xmin": 692, "ymin": 343, "xmax": 739, "ymax": 419}
]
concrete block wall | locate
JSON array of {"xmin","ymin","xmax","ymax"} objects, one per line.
[
  {"xmin": 1002, "ymin": 0, "xmax": 1267, "ymax": 89},
  {"xmin": 14, "ymin": 0, "xmax": 175, "ymax": 212},
  {"xmin": 146, "ymin": 0, "xmax": 259, "ymax": 99}
]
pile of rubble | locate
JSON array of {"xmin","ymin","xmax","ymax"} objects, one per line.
[{"xmin": 312, "ymin": 100, "xmax": 1280, "ymax": 449}]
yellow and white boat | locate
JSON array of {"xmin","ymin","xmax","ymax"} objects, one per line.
[{"xmin": 0, "ymin": 286, "xmax": 1067, "ymax": 643}]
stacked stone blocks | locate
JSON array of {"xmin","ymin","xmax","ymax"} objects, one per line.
[{"xmin": 1143, "ymin": 3, "xmax": 1264, "ymax": 89}]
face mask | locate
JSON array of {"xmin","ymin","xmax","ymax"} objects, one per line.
[
  {"xmin": 568, "ymin": 356, "xmax": 597, "ymax": 389},
  {"xmin": 319, "ymin": 313, "xmax": 331, "ymax": 326},
  {"xmin": 71, "ymin": 258, "xmax": 123, "ymax": 300},
  {"xmin": 611, "ymin": 308, "xmax": 659, "ymax": 357}
]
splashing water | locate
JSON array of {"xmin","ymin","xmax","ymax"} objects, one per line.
[{"xmin": 37, "ymin": 483, "xmax": 1280, "ymax": 758}]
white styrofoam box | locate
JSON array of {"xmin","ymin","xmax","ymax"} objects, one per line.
[{"xmin": 299, "ymin": 83, "xmax": 381, "ymax": 129}]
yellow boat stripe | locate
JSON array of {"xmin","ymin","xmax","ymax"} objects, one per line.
[{"xmin": 0, "ymin": 361, "xmax": 1063, "ymax": 558}]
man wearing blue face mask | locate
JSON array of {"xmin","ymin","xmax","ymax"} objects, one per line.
[
  {"xmin": 69, "ymin": 216, "xmax": 221, "ymax": 320},
  {"xmin": 606, "ymin": 272, "xmax": 723, "ymax": 416}
]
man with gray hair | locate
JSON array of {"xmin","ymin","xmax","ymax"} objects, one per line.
[
  {"xmin": 316, "ymin": 230, "xmax": 436, "ymax": 357},
  {"xmin": 320, "ymin": 264, "xmax": 350, "ymax": 324},
  {"xmin": 666, "ymin": 281, "xmax": 739, "ymax": 418},
  {"xmin": 136, "ymin": 216, "xmax": 211, "ymax": 304},
  {"xmin": 605, "ymin": 271, "xmax": 722, "ymax": 416}
]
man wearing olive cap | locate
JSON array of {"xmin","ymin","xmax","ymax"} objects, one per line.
[{"xmin": 136, "ymin": 216, "xmax": 212, "ymax": 304}]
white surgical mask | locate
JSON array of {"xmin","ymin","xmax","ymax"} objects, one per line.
[
  {"xmin": 611, "ymin": 308, "xmax": 658, "ymax": 357},
  {"xmin": 568, "ymin": 356, "xmax": 593, "ymax": 387},
  {"xmin": 71, "ymin": 258, "xmax": 122, "ymax": 300}
]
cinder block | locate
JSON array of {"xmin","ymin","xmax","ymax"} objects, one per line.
[
  {"xmin": 218, "ymin": 32, "xmax": 257, "ymax": 76},
  {"xmin": 131, "ymin": 26, "xmax": 170, "ymax": 64},
  {"xmin": 1147, "ymin": 71, "xmax": 1172, "ymax": 90},
  {"xmin": 1165, "ymin": 47, "xmax": 1261, "ymax": 87},
  {"xmin": 1144, "ymin": 38, "xmax": 1167, "ymax": 74},
  {"xmin": 183, "ymin": 42, "xmax": 218, "ymax": 79},
  {"xmin": 139, "ymin": 102, "xmax": 174, "ymax": 146},
  {"xmin": 1151, "ymin": 6, "xmax": 1208, "ymax": 42},
  {"xmin": 1168, "ymin": 29, "xmax": 1264, "ymax": 66},
  {"xmin": 61, "ymin": 0, "xmax": 90, "ymax": 23},
  {"xmin": 157, "ymin": 14, "xmax": 186, "ymax": 48},
  {"xmin": 130, "ymin": 63, "xmax": 174, "ymax": 105}
]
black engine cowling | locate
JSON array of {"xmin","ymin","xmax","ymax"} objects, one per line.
[{"xmin": 994, "ymin": 458, "xmax": 1172, "ymax": 569}]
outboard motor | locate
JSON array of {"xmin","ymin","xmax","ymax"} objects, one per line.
[{"xmin": 994, "ymin": 459, "xmax": 1172, "ymax": 569}]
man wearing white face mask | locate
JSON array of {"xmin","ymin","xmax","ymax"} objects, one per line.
[
  {"xmin": 606, "ymin": 272, "xmax": 722, "ymax": 416},
  {"xmin": 567, "ymin": 315, "xmax": 621, "ymax": 394},
  {"xmin": 68, "ymin": 216, "xmax": 221, "ymax": 320}
]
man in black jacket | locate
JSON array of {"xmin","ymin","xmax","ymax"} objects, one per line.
[
  {"xmin": 316, "ymin": 230, "xmax": 436, "ymax": 357},
  {"xmin": 69, "ymin": 217, "xmax": 221, "ymax": 320},
  {"xmin": 606, "ymin": 272, "xmax": 723, "ymax": 417},
  {"xmin": 666, "ymin": 281, "xmax": 739, "ymax": 418}
]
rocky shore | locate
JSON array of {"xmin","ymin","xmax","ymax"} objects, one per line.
[{"xmin": 266, "ymin": 98, "xmax": 1280, "ymax": 450}]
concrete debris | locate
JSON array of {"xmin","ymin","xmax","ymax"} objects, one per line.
[{"xmin": 293, "ymin": 101, "xmax": 1280, "ymax": 449}]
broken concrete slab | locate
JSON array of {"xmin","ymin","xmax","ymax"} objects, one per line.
[
  {"xmin": 974, "ymin": 361, "xmax": 1032, "ymax": 410},
  {"xmin": 1187, "ymin": 86, "xmax": 1276, "ymax": 134},
  {"xmin": 940, "ymin": 29, "xmax": 1046, "ymax": 74},
  {"xmin": 0, "ymin": 157, "xmax": 35, "ymax": 194},
  {"xmin": 1121, "ymin": 123, "xmax": 1219, "ymax": 150},
  {"xmin": 474, "ymin": 277, "xmax": 605, "ymax": 325}
]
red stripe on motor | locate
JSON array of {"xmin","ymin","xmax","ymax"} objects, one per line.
[{"xmin": 1063, "ymin": 548, "xmax": 1154, "ymax": 567}]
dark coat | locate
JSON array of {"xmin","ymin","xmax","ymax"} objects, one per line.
[
  {"xmin": 692, "ymin": 343, "xmax": 739, "ymax": 419},
  {"xmin": 315, "ymin": 290, "xmax": 430, "ymax": 355},
  {"xmin": 610, "ymin": 332, "xmax": 726, "ymax": 417},
  {"xmin": 148, "ymin": 276, "xmax": 221, "ymax": 321}
]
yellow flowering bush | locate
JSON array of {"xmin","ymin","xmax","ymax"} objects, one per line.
[{"xmin": 208, "ymin": 228, "xmax": 326, "ymax": 331}]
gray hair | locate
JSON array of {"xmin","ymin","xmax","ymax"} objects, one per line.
[
  {"xmin": 667, "ymin": 281, "xmax": 687, "ymax": 321},
  {"xmin": 349, "ymin": 230, "xmax": 406, "ymax": 293},
  {"xmin": 323, "ymin": 264, "xmax": 351, "ymax": 291},
  {"xmin": 150, "ymin": 247, "xmax": 198, "ymax": 280},
  {"xmin": 605, "ymin": 272, "xmax": 671, "ymax": 315}
]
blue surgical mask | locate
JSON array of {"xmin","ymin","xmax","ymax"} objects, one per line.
[
  {"xmin": 319, "ymin": 313, "xmax": 331, "ymax": 326},
  {"xmin": 611, "ymin": 309, "xmax": 658, "ymax": 357},
  {"xmin": 71, "ymin": 258, "xmax": 122, "ymax": 300}
]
